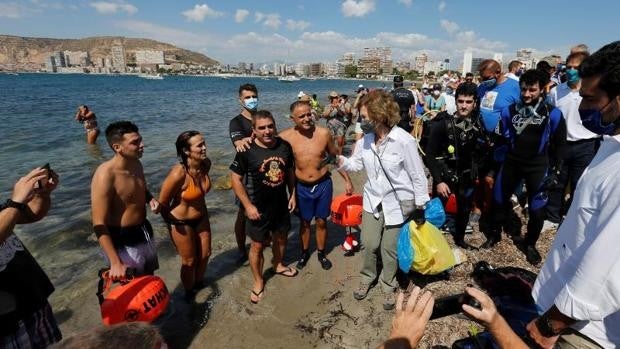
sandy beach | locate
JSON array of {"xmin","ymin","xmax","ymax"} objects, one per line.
[{"xmin": 48, "ymin": 139, "xmax": 553, "ymax": 349}]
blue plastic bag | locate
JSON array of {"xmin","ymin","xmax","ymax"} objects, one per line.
[
  {"xmin": 397, "ymin": 223, "xmax": 414, "ymax": 273},
  {"xmin": 424, "ymin": 197, "xmax": 446, "ymax": 227}
]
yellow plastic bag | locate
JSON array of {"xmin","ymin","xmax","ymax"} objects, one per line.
[{"xmin": 410, "ymin": 221, "xmax": 456, "ymax": 275}]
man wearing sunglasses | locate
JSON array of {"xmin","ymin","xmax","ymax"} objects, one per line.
[{"xmin": 280, "ymin": 101, "xmax": 354, "ymax": 271}]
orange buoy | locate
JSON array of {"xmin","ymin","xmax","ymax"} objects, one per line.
[
  {"xmin": 98, "ymin": 271, "xmax": 170, "ymax": 325},
  {"xmin": 330, "ymin": 193, "xmax": 363, "ymax": 227},
  {"xmin": 445, "ymin": 193, "xmax": 457, "ymax": 215}
]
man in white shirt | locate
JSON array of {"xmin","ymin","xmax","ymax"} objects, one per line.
[
  {"xmin": 442, "ymin": 82, "xmax": 458, "ymax": 115},
  {"xmin": 505, "ymin": 60, "xmax": 523, "ymax": 81},
  {"xmin": 528, "ymin": 40, "xmax": 620, "ymax": 349},
  {"xmin": 545, "ymin": 51, "xmax": 600, "ymax": 227}
]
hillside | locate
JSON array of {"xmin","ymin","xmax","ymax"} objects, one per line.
[{"xmin": 0, "ymin": 35, "xmax": 218, "ymax": 67}]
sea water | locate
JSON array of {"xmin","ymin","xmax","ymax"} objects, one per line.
[{"xmin": 0, "ymin": 73, "xmax": 383, "ymax": 315}]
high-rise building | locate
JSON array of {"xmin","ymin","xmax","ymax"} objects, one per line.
[
  {"xmin": 45, "ymin": 56, "xmax": 57, "ymax": 72},
  {"xmin": 111, "ymin": 45, "xmax": 126, "ymax": 71},
  {"xmin": 135, "ymin": 50, "xmax": 165, "ymax": 65},
  {"xmin": 357, "ymin": 57, "xmax": 380, "ymax": 76},
  {"xmin": 238, "ymin": 62, "xmax": 247, "ymax": 72},
  {"xmin": 471, "ymin": 57, "xmax": 486, "ymax": 72},
  {"xmin": 64, "ymin": 51, "xmax": 90, "ymax": 67},
  {"xmin": 309, "ymin": 63, "xmax": 322, "ymax": 76},
  {"xmin": 414, "ymin": 53, "xmax": 428, "ymax": 72},
  {"xmin": 53, "ymin": 51, "xmax": 66, "ymax": 68},
  {"xmin": 462, "ymin": 49, "xmax": 473, "ymax": 74}
]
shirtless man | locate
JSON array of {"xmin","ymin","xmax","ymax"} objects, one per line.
[
  {"xmin": 280, "ymin": 101, "xmax": 354, "ymax": 270},
  {"xmin": 91, "ymin": 121, "xmax": 161, "ymax": 280}
]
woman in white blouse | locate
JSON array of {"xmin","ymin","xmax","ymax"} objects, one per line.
[{"xmin": 338, "ymin": 89, "xmax": 429, "ymax": 310}]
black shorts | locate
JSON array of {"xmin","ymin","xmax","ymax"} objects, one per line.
[{"xmin": 245, "ymin": 209, "xmax": 291, "ymax": 243}]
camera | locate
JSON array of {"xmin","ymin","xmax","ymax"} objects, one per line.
[{"xmin": 430, "ymin": 293, "xmax": 481, "ymax": 319}]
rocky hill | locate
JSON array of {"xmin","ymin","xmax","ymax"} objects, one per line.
[{"xmin": 0, "ymin": 35, "xmax": 218, "ymax": 67}]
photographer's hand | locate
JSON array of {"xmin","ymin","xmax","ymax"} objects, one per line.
[{"xmin": 386, "ymin": 287, "xmax": 434, "ymax": 349}]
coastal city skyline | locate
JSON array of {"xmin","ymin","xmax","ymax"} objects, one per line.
[{"xmin": 1, "ymin": 0, "xmax": 618, "ymax": 66}]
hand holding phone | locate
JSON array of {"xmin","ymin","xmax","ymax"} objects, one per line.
[{"xmin": 430, "ymin": 293, "xmax": 481, "ymax": 319}]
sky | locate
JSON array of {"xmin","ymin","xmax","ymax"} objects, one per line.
[{"xmin": 1, "ymin": 0, "xmax": 619, "ymax": 66}]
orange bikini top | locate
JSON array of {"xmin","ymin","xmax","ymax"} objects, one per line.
[{"xmin": 180, "ymin": 175, "xmax": 204, "ymax": 202}]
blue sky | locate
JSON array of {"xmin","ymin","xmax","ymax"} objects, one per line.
[{"xmin": 1, "ymin": 0, "xmax": 618, "ymax": 65}]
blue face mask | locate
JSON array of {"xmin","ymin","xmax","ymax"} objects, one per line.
[
  {"xmin": 516, "ymin": 68, "xmax": 524, "ymax": 77},
  {"xmin": 579, "ymin": 100, "xmax": 618, "ymax": 135},
  {"xmin": 480, "ymin": 78, "xmax": 496, "ymax": 89},
  {"xmin": 244, "ymin": 97, "xmax": 258, "ymax": 111},
  {"xmin": 566, "ymin": 68, "xmax": 580, "ymax": 85}
]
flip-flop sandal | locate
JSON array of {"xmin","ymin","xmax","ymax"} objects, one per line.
[
  {"xmin": 250, "ymin": 287, "xmax": 264, "ymax": 304},
  {"xmin": 275, "ymin": 266, "xmax": 298, "ymax": 277}
]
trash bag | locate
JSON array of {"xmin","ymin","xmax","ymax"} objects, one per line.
[
  {"xmin": 424, "ymin": 197, "xmax": 446, "ymax": 228},
  {"xmin": 397, "ymin": 223, "xmax": 414, "ymax": 273},
  {"xmin": 411, "ymin": 221, "xmax": 456, "ymax": 275}
]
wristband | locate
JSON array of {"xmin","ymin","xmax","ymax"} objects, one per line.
[{"xmin": 5, "ymin": 199, "xmax": 27, "ymax": 212}]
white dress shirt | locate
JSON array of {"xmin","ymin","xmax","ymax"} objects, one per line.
[
  {"xmin": 532, "ymin": 135, "xmax": 620, "ymax": 348},
  {"xmin": 338, "ymin": 126, "xmax": 430, "ymax": 226},
  {"xmin": 549, "ymin": 82, "xmax": 599, "ymax": 141}
]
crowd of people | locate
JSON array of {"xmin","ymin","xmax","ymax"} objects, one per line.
[{"xmin": 2, "ymin": 40, "xmax": 620, "ymax": 349}]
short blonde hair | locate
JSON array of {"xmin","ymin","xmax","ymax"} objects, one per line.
[{"xmin": 358, "ymin": 90, "xmax": 400, "ymax": 128}]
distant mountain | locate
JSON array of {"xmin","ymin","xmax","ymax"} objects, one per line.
[{"xmin": 0, "ymin": 35, "xmax": 219, "ymax": 67}]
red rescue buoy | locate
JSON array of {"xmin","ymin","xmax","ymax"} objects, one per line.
[
  {"xmin": 98, "ymin": 270, "xmax": 170, "ymax": 325},
  {"xmin": 445, "ymin": 193, "xmax": 457, "ymax": 215},
  {"xmin": 330, "ymin": 193, "xmax": 363, "ymax": 227}
]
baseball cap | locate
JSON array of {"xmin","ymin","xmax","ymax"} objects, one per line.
[
  {"xmin": 356, "ymin": 84, "xmax": 365, "ymax": 92},
  {"xmin": 299, "ymin": 94, "xmax": 312, "ymax": 102},
  {"xmin": 328, "ymin": 91, "xmax": 339, "ymax": 98},
  {"xmin": 393, "ymin": 75, "xmax": 404, "ymax": 83},
  {"xmin": 297, "ymin": 91, "xmax": 305, "ymax": 98}
]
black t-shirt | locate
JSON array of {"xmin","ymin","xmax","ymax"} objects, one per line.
[
  {"xmin": 391, "ymin": 87, "xmax": 415, "ymax": 123},
  {"xmin": 230, "ymin": 138, "xmax": 294, "ymax": 212},
  {"xmin": 0, "ymin": 204, "xmax": 54, "ymax": 329},
  {"xmin": 229, "ymin": 114, "xmax": 253, "ymax": 145}
]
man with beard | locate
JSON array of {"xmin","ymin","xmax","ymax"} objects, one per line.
[{"xmin": 488, "ymin": 69, "xmax": 567, "ymax": 265}]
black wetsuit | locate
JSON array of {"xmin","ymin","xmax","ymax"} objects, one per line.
[{"xmin": 425, "ymin": 111, "xmax": 482, "ymax": 242}]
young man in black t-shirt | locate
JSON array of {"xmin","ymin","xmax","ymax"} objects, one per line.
[
  {"xmin": 229, "ymin": 83, "xmax": 259, "ymax": 262},
  {"xmin": 391, "ymin": 75, "xmax": 416, "ymax": 132},
  {"xmin": 230, "ymin": 110, "xmax": 298, "ymax": 304}
]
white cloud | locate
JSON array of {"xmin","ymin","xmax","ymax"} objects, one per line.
[
  {"xmin": 90, "ymin": 1, "xmax": 137, "ymax": 15},
  {"xmin": 235, "ymin": 9, "xmax": 249, "ymax": 23},
  {"xmin": 253, "ymin": 12, "xmax": 281, "ymax": 29},
  {"xmin": 341, "ymin": 0, "xmax": 375, "ymax": 17},
  {"xmin": 115, "ymin": 20, "xmax": 214, "ymax": 50},
  {"xmin": 254, "ymin": 12, "xmax": 265, "ymax": 23},
  {"xmin": 286, "ymin": 19, "xmax": 310, "ymax": 31},
  {"xmin": 398, "ymin": 0, "xmax": 412, "ymax": 7},
  {"xmin": 182, "ymin": 4, "xmax": 223, "ymax": 22},
  {"xmin": 0, "ymin": 3, "xmax": 23, "ymax": 18},
  {"xmin": 440, "ymin": 19, "xmax": 459, "ymax": 35},
  {"xmin": 438, "ymin": 0, "xmax": 446, "ymax": 12},
  {"xmin": 263, "ymin": 13, "xmax": 281, "ymax": 29}
]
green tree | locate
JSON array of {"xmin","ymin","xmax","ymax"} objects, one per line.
[{"xmin": 344, "ymin": 64, "xmax": 358, "ymax": 78}]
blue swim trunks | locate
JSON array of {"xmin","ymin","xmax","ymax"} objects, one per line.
[{"xmin": 296, "ymin": 174, "xmax": 333, "ymax": 222}]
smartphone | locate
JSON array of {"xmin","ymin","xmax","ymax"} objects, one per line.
[
  {"xmin": 35, "ymin": 163, "xmax": 51, "ymax": 189},
  {"xmin": 430, "ymin": 293, "xmax": 481, "ymax": 320}
]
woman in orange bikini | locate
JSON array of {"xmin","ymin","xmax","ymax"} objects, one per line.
[{"xmin": 159, "ymin": 130, "xmax": 212, "ymax": 301}]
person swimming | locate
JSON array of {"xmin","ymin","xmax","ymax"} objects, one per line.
[{"xmin": 158, "ymin": 130, "xmax": 212, "ymax": 301}]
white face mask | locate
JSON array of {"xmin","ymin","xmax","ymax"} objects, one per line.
[{"xmin": 432, "ymin": 90, "xmax": 441, "ymax": 97}]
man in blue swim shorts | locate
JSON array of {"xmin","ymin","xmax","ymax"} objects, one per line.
[{"xmin": 280, "ymin": 101, "xmax": 354, "ymax": 270}]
